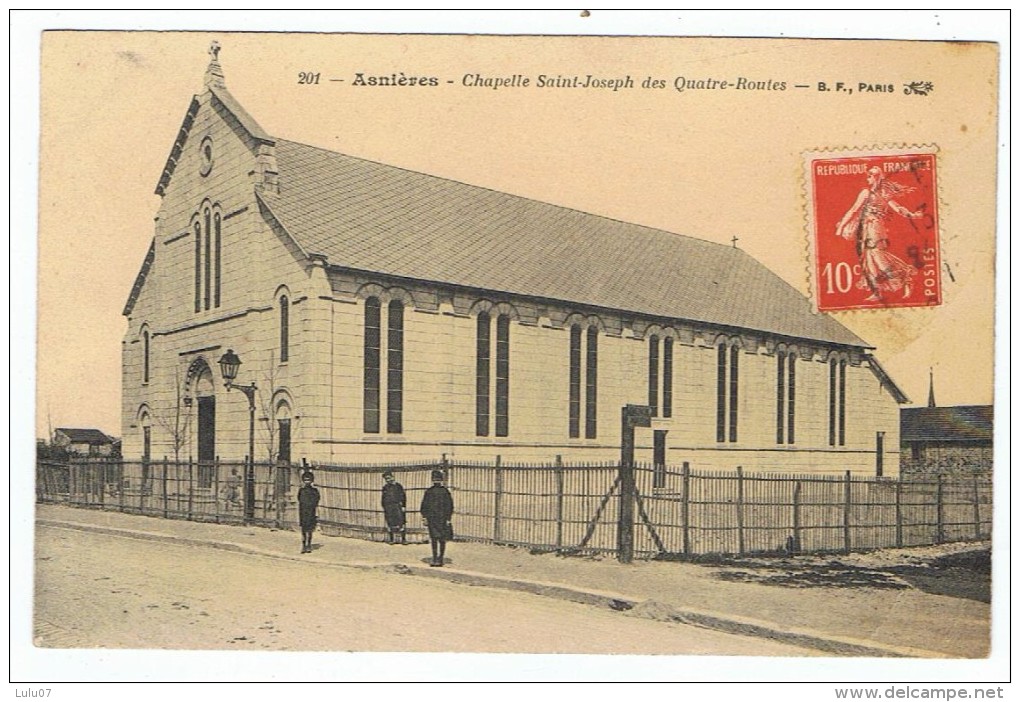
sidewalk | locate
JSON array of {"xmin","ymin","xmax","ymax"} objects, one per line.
[{"xmin": 34, "ymin": 503, "xmax": 989, "ymax": 658}]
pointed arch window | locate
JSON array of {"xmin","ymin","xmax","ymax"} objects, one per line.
[
  {"xmin": 716, "ymin": 339, "xmax": 740, "ymax": 443},
  {"xmin": 279, "ymin": 295, "xmax": 290, "ymax": 363},
  {"xmin": 193, "ymin": 204, "xmax": 222, "ymax": 313},
  {"xmin": 648, "ymin": 335, "xmax": 660, "ymax": 415},
  {"xmin": 363, "ymin": 297, "xmax": 381, "ymax": 434},
  {"xmin": 363, "ymin": 296, "xmax": 405, "ymax": 435},
  {"xmin": 585, "ymin": 326, "xmax": 599, "ymax": 439},
  {"xmin": 142, "ymin": 328, "xmax": 150, "ymax": 384},
  {"xmin": 662, "ymin": 337, "xmax": 674, "ymax": 419},
  {"xmin": 193, "ymin": 220, "xmax": 202, "ymax": 312},
  {"xmin": 387, "ymin": 300, "xmax": 404, "ymax": 434},
  {"xmin": 568, "ymin": 322, "xmax": 599, "ymax": 439},
  {"xmin": 213, "ymin": 212, "xmax": 222, "ymax": 307},
  {"xmin": 203, "ymin": 207, "xmax": 212, "ymax": 310},
  {"xmin": 648, "ymin": 334, "xmax": 675, "ymax": 419},
  {"xmin": 495, "ymin": 314, "xmax": 510, "ymax": 437},
  {"xmin": 569, "ymin": 325, "xmax": 582, "ymax": 439},
  {"xmin": 475, "ymin": 311, "xmax": 512, "ymax": 438},
  {"xmin": 475, "ymin": 312, "xmax": 491, "ymax": 437},
  {"xmin": 776, "ymin": 350, "xmax": 796, "ymax": 444},
  {"xmin": 829, "ymin": 355, "xmax": 847, "ymax": 446}
]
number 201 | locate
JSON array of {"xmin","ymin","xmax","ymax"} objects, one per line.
[{"xmin": 298, "ymin": 72, "xmax": 320, "ymax": 85}]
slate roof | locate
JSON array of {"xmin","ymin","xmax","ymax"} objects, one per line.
[
  {"xmin": 901, "ymin": 406, "xmax": 994, "ymax": 444},
  {"xmin": 262, "ymin": 139, "xmax": 869, "ymax": 348},
  {"xmin": 55, "ymin": 428, "xmax": 114, "ymax": 444}
]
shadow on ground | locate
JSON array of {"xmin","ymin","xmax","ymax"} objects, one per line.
[{"xmin": 702, "ymin": 547, "xmax": 990, "ymax": 603}]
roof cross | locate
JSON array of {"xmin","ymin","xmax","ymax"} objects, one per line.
[
  {"xmin": 209, "ymin": 41, "xmax": 221, "ymax": 63},
  {"xmin": 731, "ymin": 235, "xmax": 739, "ymax": 248}
]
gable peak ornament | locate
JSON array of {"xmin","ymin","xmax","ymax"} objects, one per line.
[{"xmin": 204, "ymin": 40, "xmax": 226, "ymax": 89}]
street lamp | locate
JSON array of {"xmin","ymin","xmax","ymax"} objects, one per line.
[{"xmin": 218, "ymin": 349, "xmax": 257, "ymax": 524}]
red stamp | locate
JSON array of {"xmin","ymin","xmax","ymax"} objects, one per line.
[{"xmin": 808, "ymin": 150, "xmax": 941, "ymax": 311}]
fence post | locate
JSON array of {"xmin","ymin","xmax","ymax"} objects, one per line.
[
  {"xmin": 70, "ymin": 461, "xmax": 78, "ymax": 506},
  {"xmin": 162, "ymin": 457, "xmax": 169, "ymax": 518},
  {"xmin": 187, "ymin": 458, "xmax": 194, "ymax": 520},
  {"xmin": 555, "ymin": 455, "xmax": 564, "ymax": 550},
  {"xmin": 618, "ymin": 406, "xmax": 651, "ymax": 564},
  {"xmin": 895, "ymin": 476, "xmax": 903, "ymax": 548},
  {"xmin": 972, "ymin": 477, "xmax": 982, "ymax": 541},
  {"xmin": 118, "ymin": 459, "xmax": 125, "ymax": 513},
  {"xmin": 843, "ymin": 470, "xmax": 852, "ymax": 554},
  {"xmin": 936, "ymin": 474, "xmax": 945, "ymax": 544},
  {"xmin": 493, "ymin": 455, "xmax": 503, "ymax": 543},
  {"xmin": 792, "ymin": 480, "xmax": 802, "ymax": 553},
  {"xmin": 681, "ymin": 462, "xmax": 691, "ymax": 556},
  {"xmin": 275, "ymin": 461, "xmax": 285, "ymax": 530},
  {"xmin": 213, "ymin": 456, "xmax": 220, "ymax": 523},
  {"xmin": 736, "ymin": 466, "xmax": 745, "ymax": 556}
]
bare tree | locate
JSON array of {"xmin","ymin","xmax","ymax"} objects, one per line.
[
  {"xmin": 257, "ymin": 351, "xmax": 281, "ymax": 465},
  {"xmin": 153, "ymin": 366, "xmax": 192, "ymax": 464}
]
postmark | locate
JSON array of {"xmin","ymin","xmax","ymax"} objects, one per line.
[{"xmin": 805, "ymin": 148, "xmax": 942, "ymax": 311}]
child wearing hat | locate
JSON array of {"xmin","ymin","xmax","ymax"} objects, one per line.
[
  {"xmin": 419, "ymin": 469, "xmax": 454, "ymax": 566},
  {"xmin": 297, "ymin": 470, "xmax": 320, "ymax": 553},
  {"xmin": 381, "ymin": 471, "xmax": 407, "ymax": 544}
]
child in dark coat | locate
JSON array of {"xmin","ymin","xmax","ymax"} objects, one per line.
[
  {"xmin": 381, "ymin": 471, "xmax": 407, "ymax": 544},
  {"xmin": 419, "ymin": 469, "xmax": 454, "ymax": 566},
  {"xmin": 297, "ymin": 471, "xmax": 320, "ymax": 553}
]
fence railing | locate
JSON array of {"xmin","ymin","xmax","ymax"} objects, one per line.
[{"xmin": 36, "ymin": 457, "xmax": 992, "ymax": 559}]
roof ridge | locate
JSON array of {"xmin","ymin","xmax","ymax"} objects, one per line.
[
  {"xmin": 267, "ymin": 136, "xmax": 872, "ymax": 349},
  {"xmin": 274, "ymin": 137, "xmax": 738, "ymax": 253}
]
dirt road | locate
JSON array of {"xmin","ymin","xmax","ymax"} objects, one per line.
[{"xmin": 34, "ymin": 525, "xmax": 817, "ymax": 655}]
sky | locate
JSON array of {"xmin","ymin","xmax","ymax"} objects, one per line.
[{"xmin": 21, "ymin": 14, "xmax": 1005, "ymax": 446}]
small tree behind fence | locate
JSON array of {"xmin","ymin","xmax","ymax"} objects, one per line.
[{"xmin": 36, "ymin": 457, "xmax": 992, "ymax": 558}]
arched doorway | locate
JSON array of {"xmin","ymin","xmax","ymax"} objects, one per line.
[{"xmin": 187, "ymin": 358, "xmax": 216, "ymax": 488}]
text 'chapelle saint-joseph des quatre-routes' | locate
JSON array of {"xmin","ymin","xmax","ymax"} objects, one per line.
[{"xmin": 294, "ymin": 70, "xmax": 934, "ymax": 97}]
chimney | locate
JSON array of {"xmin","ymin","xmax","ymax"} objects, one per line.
[{"xmin": 927, "ymin": 368, "xmax": 936, "ymax": 408}]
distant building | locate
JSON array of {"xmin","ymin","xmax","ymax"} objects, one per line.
[
  {"xmin": 52, "ymin": 428, "xmax": 116, "ymax": 457},
  {"xmin": 900, "ymin": 405, "xmax": 993, "ymax": 478}
]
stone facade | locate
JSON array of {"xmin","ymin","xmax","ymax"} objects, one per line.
[{"xmin": 122, "ymin": 53, "xmax": 904, "ymax": 475}]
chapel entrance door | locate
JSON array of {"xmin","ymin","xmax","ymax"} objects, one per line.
[{"xmin": 197, "ymin": 396, "xmax": 216, "ymax": 488}]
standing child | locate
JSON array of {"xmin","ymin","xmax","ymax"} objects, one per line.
[
  {"xmin": 381, "ymin": 471, "xmax": 407, "ymax": 544},
  {"xmin": 297, "ymin": 470, "xmax": 320, "ymax": 553},
  {"xmin": 420, "ymin": 469, "xmax": 454, "ymax": 567}
]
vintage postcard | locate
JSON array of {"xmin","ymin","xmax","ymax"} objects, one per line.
[{"xmin": 16, "ymin": 13, "xmax": 1005, "ymax": 687}]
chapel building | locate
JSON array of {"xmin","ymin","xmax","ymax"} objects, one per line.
[{"xmin": 122, "ymin": 47, "xmax": 907, "ymax": 475}]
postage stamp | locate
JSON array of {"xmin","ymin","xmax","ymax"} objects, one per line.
[{"xmin": 805, "ymin": 148, "xmax": 942, "ymax": 312}]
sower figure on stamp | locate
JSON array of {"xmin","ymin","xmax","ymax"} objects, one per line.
[
  {"xmin": 297, "ymin": 470, "xmax": 320, "ymax": 554},
  {"xmin": 835, "ymin": 166, "xmax": 923, "ymax": 301},
  {"xmin": 381, "ymin": 471, "xmax": 407, "ymax": 544},
  {"xmin": 420, "ymin": 469, "xmax": 454, "ymax": 567}
]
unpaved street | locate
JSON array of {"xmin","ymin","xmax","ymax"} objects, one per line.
[{"xmin": 34, "ymin": 525, "xmax": 815, "ymax": 655}]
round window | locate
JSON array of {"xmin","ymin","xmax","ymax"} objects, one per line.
[{"xmin": 199, "ymin": 136, "xmax": 214, "ymax": 176}]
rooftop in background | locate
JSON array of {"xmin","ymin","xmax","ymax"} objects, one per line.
[
  {"xmin": 900, "ymin": 406, "xmax": 993, "ymax": 444},
  {"xmin": 53, "ymin": 428, "xmax": 115, "ymax": 445}
]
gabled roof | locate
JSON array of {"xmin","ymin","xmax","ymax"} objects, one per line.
[
  {"xmin": 55, "ymin": 428, "xmax": 114, "ymax": 444},
  {"xmin": 264, "ymin": 139, "xmax": 870, "ymax": 348},
  {"xmin": 865, "ymin": 354, "xmax": 910, "ymax": 404},
  {"xmin": 123, "ymin": 240, "xmax": 155, "ymax": 317},
  {"xmin": 140, "ymin": 73, "xmax": 871, "ymax": 349},
  {"xmin": 901, "ymin": 406, "xmax": 994, "ymax": 444},
  {"xmin": 154, "ymin": 86, "xmax": 273, "ymax": 197}
]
